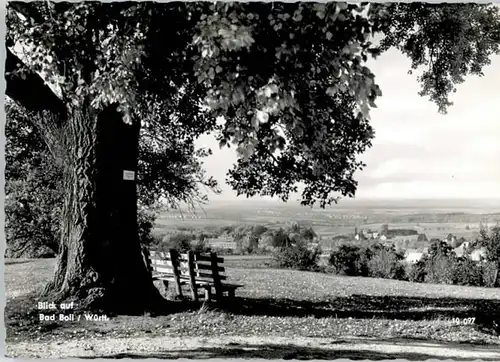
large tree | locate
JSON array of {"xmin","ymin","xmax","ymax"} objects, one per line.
[
  {"xmin": 5, "ymin": 95, "xmax": 217, "ymax": 257},
  {"xmin": 5, "ymin": 2, "xmax": 500, "ymax": 313}
]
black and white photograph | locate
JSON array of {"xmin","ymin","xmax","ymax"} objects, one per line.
[{"xmin": 4, "ymin": 1, "xmax": 500, "ymax": 359}]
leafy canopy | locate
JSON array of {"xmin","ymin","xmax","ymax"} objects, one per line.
[{"xmin": 7, "ymin": 2, "xmax": 500, "ymax": 208}]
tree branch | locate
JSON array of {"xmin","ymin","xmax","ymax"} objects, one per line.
[
  {"xmin": 5, "ymin": 47, "xmax": 66, "ymax": 119},
  {"xmin": 8, "ymin": 2, "xmax": 45, "ymax": 23}
]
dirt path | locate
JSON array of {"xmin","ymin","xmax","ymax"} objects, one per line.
[{"xmin": 6, "ymin": 336, "xmax": 500, "ymax": 360}]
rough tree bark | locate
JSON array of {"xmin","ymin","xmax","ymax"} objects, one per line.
[{"xmin": 6, "ymin": 49, "xmax": 164, "ymax": 314}]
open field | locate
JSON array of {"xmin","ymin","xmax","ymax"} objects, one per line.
[
  {"xmin": 362, "ymin": 222, "xmax": 481, "ymax": 240},
  {"xmin": 153, "ymin": 201, "xmax": 500, "ymax": 242},
  {"xmin": 153, "ymin": 218, "xmax": 482, "ymax": 240},
  {"xmin": 5, "ymin": 257, "xmax": 500, "ymax": 359}
]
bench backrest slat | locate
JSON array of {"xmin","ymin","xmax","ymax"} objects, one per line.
[
  {"xmin": 193, "ymin": 253, "xmax": 224, "ymax": 264},
  {"xmin": 196, "ymin": 263, "xmax": 225, "ymax": 273},
  {"xmin": 145, "ymin": 248, "xmax": 227, "ymax": 283},
  {"xmin": 193, "ymin": 255, "xmax": 227, "ymax": 281},
  {"xmin": 149, "ymin": 250, "xmax": 177, "ymax": 275}
]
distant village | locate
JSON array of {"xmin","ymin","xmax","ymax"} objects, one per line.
[
  {"xmin": 351, "ymin": 226, "xmax": 487, "ymax": 264},
  {"xmin": 199, "ymin": 223, "xmax": 488, "ymax": 264}
]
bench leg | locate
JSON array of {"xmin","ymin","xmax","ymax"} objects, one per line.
[
  {"xmin": 174, "ymin": 278, "xmax": 184, "ymax": 299},
  {"xmin": 162, "ymin": 281, "xmax": 169, "ymax": 296},
  {"xmin": 190, "ymin": 284, "xmax": 198, "ymax": 302},
  {"xmin": 227, "ymin": 288, "xmax": 236, "ymax": 299},
  {"xmin": 204, "ymin": 287, "xmax": 212, "ymax": 302},
  {"xmin": 214, "ymin": 286, "xmax": 223, "ymax": 301}
]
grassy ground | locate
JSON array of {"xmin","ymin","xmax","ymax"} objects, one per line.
[{"xmin": 5, "ymin": 258, "xmax": 500, "ymax": 349}]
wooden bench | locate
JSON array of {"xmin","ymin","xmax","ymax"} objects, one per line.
[{"xmin": 143, "ymin": 248, "xmax": 243, "ymax": 302}]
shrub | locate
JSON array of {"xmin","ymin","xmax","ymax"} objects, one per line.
[
  {"xmin": 242, "ymin": 235, "xmax": 260, "ymax": 254},
  {"xmin": 269, "ymin": 228, "xmax": 293, "ymax": 248},
  {"xmin": 5, "ymin": 173, "xmax": 61, "ymax": 258},
  {"xmin": 451, "ymin": 258, "xmax": 483, "ymax": 286},
  {"xmin": 161, "ymin": 233, "xmax": 193, "ymax": 253},
  {"xmin": 423, "ymin": 254, "xmax": 456, "ymax": 284},
  {"xmin": 407, "ymin": 240, "xmax": 494, "ymax": 288},
  {"xmin": 407, "ymin": 260, "xmax": 426, "ymax": 283},
  {"xmin": 156, "ymin": 233, "xmax": 214, "ymax": 255},
  {"xmin": 482, "ymin": 261, "xmax": 499, "ymax": 288},
  {"xmin": 299, "ymin": 227, "xmax": 317, "ymax": 242},
  {"xmin": 5, "ymin": 118, "xmax": 63, "ymax": 258},
  {"xmin": 328, "ymin": 244, "xmax": 370, "ymax": 276},
  {"xmin": 328, "ymin": 243, "xmax": 405, "ymax": 280},
  {"xmin": 478, "ymin": 226, "xmax": 500, "ymax": 287},
  {"xmin": 422, "ymin": 241, "xmax": 457, "ymax": 284},
  {"xmin": 273, "ymin": 243, "xmax": 320, "ymax": 271},
  {"xmin": 192, "ymin": 238, "xmax": 211, "ymax": 254},
  {"xmin": 137, "ymin": 207, "xmax": 156, "ymax": 246},
  {"xmin": 150, "ymin": 233, "xmax": 164, "ymax": 246},
  {"xmin": 367, "ymin": 244, "xmax": 406, "ymax": 280}
]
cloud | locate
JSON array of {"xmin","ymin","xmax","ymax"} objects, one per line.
[
  {"xmin": 197, "ymin": 49, "xmax": 500, "ymax": 201},
  {"xmin": 357, "ymin": 181, "xmax": 500, "ymax": 200}
]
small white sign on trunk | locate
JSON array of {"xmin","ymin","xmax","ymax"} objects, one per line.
[{"xmin": 123, "ymin": 170, "xmax": 135, "ymax": 181}]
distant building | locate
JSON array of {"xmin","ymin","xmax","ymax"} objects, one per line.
[
  {"xmin": 453, "ymin": 242, "xmax": 487, "ymax": 261},
  {"xmin": 362, "ymin": 231, "xmax": 379, "ymax": 239},
  {"xmin": 405, "ymin": 247, "xmax": 429, "ymax": 264},
  {"xmin": 354, "ymin": 228, "xmax": 367, "ymax": 241},
  {"xmin": 205, "ymin": 238, "xmax": 237, "ymax": 250},
  {"xmin": 405, "ymin": 250, "xmax": 424, "ymax": 264},
  {"xmin": 453, "ymin": 242, "xmax": 470, "ymax": 258},
  {"xmin": 470, "ymin": 247, "xmax": 487, "ymax": 261}
]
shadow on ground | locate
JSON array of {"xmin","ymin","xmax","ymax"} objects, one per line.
[
  {"xmin": 6, "ymin": 290, "xmax": 500, "ymax": 338},
  {"xmin": 217, "ymin": 294, "xmax": 500, "ymax": 320},
  {"xmin": 161, "ymin": 294, "xmax": 500, "ymax": 335},
  {"xmin": 76, "ymin": 343, "xmax": 498, "ymax": 360}
]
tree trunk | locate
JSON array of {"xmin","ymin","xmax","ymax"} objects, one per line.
[
  {"xmin": 43, "ymin": 105, "xmax": 164, "ymax": 314},
  {"xmin": 6, "ymin": 49, "xmax": 166, "ymax": 314}
]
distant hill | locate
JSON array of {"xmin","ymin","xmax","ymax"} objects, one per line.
[
  {"xmin": 153, "ymin": 199, "xmax": 500, "ymax": 243},
  {"xmin": 204, "ymin": 198, "xmax": 500, "ymax": 213}
]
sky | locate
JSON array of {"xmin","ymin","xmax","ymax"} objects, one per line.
[{"xmin": 199, "ymin": 48, "xmax": 500, "ymax": 202}]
